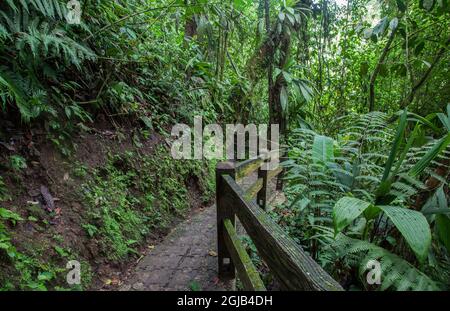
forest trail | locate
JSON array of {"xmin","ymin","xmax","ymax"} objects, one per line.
[
  {"xmin": 120, "ymin": 174, "xmax": 284, "ymax": 291},
  {"xmin": 120, "ymin": 204, "xmax": 227, "ymax": 291}
]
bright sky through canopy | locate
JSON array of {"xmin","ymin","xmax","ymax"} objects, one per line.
[{"xmin": 334, "ymin": 0, "xmax": 348, "ymax": 7}]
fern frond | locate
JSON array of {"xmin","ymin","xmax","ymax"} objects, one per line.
[{"xmin": 333, "ymin": 234, "xmax": 441, "ymax": 291}]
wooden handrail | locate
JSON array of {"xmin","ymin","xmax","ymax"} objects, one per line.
[
  {"xmin": 216, "ymin": 156, "xmax": 344, "ymax": 291},
  {"xmin": 223, "ymin": 219, "xmax": 266, "ymax": 291},
  {"xmin": 234, "ymin": 149, "xmax": 279, "ymax": 181}
]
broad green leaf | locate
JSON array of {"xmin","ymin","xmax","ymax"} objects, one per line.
[
  {"xmin": 140, "ymin": 116, "xmax": 153, "ymax": 130},
  {"xmin": 421, "ymin": 186, "xmax": 449, "ymax": 216},
  {"xmin": 378, "ymin": 205, "xmax": 431, "ymax": 263},
  {"xmin": 379, "ymin": 64, "xmax": 389, "ymax": 77},
  {"xmin": 282, "ymin": 71, "xmax": 292, "ymax": 83},
  {"xmin": 0, "ymin": 208, "xmax": 23, "ymax": 222},
  {"xmin": 38, "ymin": 271, "xmax": 54, "ymax": 281},
  {"xmin": 312, "ymin": 135, "xmax": 334, "ymax": 165},
  {"xmin": 333, "ymin": 197, "xmax": 372, "ymax": 234},
  {"xmin": 363, "ymin": 28, "xmax": 372, "ymax": 39}
]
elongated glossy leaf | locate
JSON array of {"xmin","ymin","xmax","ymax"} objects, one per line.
[
  {"xmin": 405, "ymin": 111, "xmax": 440, "ymax": 133},
  {"xmin": 282, "ymin": 71, "xmax": 292, "ymax": 83},
  {"xmin": 421, "ymin": 0, "xmax": 435, "ymax": 11},
  {"xmin": 312, "ymin": 135, "xmax": 334, "ymax": 165},
  {"xmin": 437, "ymin": 113, "xmax": 450, "ymax": 132},
  {"xmin": 280, "ymin": 86, "xmax": 288, "ymax": 112},
  {"xmin": 389, "ymin": 17, "xmax": 398, "ymax": 30},
  {"xmin": 381, "ymin": 109, "xmax": 407, "ymax": 183},
  {"xmin": 378, "ymin": 205, "xmax": 431, "ymax": 263},
  {"xmin": 408, "ymin": 132, "xmax": 450, "ymax": 178},
  {"xmin": 436, "ymin": 214, "xmax": 450, "ymax": 254},
  {"xmin": 372, "ymin": 17, "xmax": 388, "ymax": 37},
  {"xmin": 437, "ymin": 103, "xmax": 450, "ymax": 131},
  {"xmin": 333, "ymin": 197, "xmax": 372, "ymax": 234}
]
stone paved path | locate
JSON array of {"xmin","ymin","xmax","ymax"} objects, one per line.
[
  {"xmin": 121, "ymin": 205, "xmax": 229, "ymax": 291},
  {"xmin": 120, "ymin": 174, "xmax": 285, "ymax": 291}
]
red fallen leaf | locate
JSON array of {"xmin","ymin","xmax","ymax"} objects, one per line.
[{"xmin": 55, "ymin": 208, "xmax": 62, "ymax": 215}]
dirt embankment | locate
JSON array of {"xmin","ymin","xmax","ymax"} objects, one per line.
[{"xmin": 0, "ymin": 119, "xmax": 212, "ymax": 290}]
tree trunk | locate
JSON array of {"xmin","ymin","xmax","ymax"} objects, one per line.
[
  {"xmin": 184, "ymin": 0, "xmax": 197, "ymax": 40},
  {"xmin": 368, "ymin": 27, "xmax": 397, "ymax": 112},
  {"xmin": 400, "ymin": 36, "xmax": 450, "ymax": 108}
]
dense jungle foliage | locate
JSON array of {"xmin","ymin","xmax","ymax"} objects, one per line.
[{"xmin": 0, "ymin": 0, "xmax": 449, "ymax": 290}]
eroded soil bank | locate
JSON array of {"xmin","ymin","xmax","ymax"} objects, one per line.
[{"xmin": 0, "ymin": 119, "xmax": 215, "ymax": 290}]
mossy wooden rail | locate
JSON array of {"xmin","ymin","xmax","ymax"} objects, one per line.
[{"xmin": 216, "ymin": 153, "xmax": 344, "ymax": 291}]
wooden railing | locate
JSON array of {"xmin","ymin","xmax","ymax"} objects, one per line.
[{"xmin": 216, "ymin": 152, "xmax": 343, "ymax": 291}]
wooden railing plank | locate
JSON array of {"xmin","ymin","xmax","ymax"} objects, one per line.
[
  {"xmin": 235, "ymin": 157, "xmax": 264, "ymax": 181},
  {"xmin": 221, "ymin": 175, "xmax": 344, "ymax": 291},
  {"xmin": 267, "ymin": 166, "xmax": 283, "ymax": 181},
  {"xmin": 223, "ymin": 219, "xmax": 266, "ymax": 291},
  {"xmin": 244, "ymin": 178, "xmax": 263, "ymax": 201},
  {"xmin": 234, "ymin": 150, "xmax": 280, "ymax": 180}
]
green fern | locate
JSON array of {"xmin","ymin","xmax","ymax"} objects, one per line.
[
  {"xmin": 332, "ymin": 234, "xmax": 441, "ymax": 291},
  {"xmin": 0, "ymin": 0, "xmax": 95, "ymax": 120},
  {"xmin": 283, "ymin": 111, "xmax": 449, "ymax": 291}
]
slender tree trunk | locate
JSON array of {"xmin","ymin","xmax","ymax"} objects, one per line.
[
  {"xmin": 368, "ymin": 27, "xmax": 397, "ymax": 112},
  {"xmin": 270, "ymin": 29, "xmax": 291, "ymax": 137},
  {"xmin": 184, "ymin": 0, "xmax": 197, "ymax": 40},
  {"xmin": 264, "ymin": 0, "xmax": 276, "ymax": 130},
  {"xmin": 400, "ymin": 36, "xmax": 450, "ymax": 108}
]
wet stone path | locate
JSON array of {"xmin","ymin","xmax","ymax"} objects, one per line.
[
  {"xmin": 120, "ymin": 205, "xmax": 229, "ymax": 291},
  {"xmin": 120, "ymin": 174, "xmax": 283, "ymax": 291}
]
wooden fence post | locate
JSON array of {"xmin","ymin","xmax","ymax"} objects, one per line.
[
  {"xmin": 216, "ymin": 161, "xmax": 236, "ymax": 280},
  {"xmin": 276, "ymin": 156, "xmax": 288, "ymax": 191},
  {"xmin": 257, "ymin": 158, "xmax": 268, "ymax": 211}
]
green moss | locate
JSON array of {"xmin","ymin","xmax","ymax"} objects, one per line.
[
  {"xmin": 0, "ymin": 216, "xmax": 77, "ymax": 290},
  {"xmin": 0, "ymin": 176, "xmax": 9, "ymax": 201},
  {"xmin": 1, "ymin": 144, "xmax": 216, "ymax": 290},
  {"xmin": 81, "ymin": 145, "xmax": 215, "ymax": 262},
  {"xmin": 25, "ymin": 204, "xmax": 47, "ymax": 220}
]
